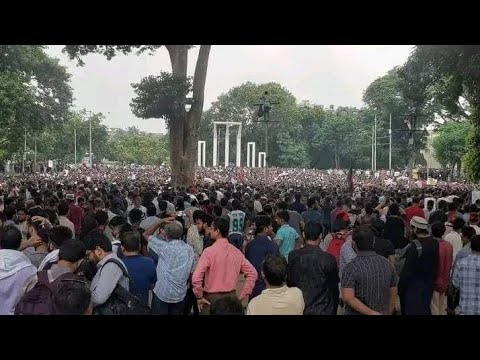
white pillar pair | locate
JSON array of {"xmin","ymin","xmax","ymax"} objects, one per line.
[{"xmin": 213, "ymin": 122, "xmax": 242, "ymax": 167}]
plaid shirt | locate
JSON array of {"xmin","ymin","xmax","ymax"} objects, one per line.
[{"xmin": 452, "ymin": 254, "xmax": 480, "ymax": 315}]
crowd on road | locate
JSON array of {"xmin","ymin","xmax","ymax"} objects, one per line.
[{"xmin": 0, "ymin": 164, "xmax": 478, "ymax": 315}]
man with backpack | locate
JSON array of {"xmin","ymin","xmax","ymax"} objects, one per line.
[
  {"xmin": 38, "ymin": 226, "xmax": 74, "ymax": 271},
  {"xmin": 84, "ymin": 230, "xmax": 130, "ymax": 309},
  {"xmin": 322, "ymin": 218, "xmax": 352, "ymax": 273},
  {"xmin": 15, "ymin": 240, "xmax": 88, "ymax": 315}
]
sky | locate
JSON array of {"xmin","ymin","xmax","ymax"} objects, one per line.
[{"xmin": 46, "ymin": 45, "xmax": 414, "ymax": 134}]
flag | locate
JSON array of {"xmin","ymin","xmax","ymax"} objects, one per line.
[{"xmin": 347, "ymin": 160, "xmax": 353, "ymax": 193}]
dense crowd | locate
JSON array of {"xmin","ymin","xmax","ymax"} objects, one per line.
[{"xmin": 0, "ymin": 165, "xmax": 478, "ymax": 315}]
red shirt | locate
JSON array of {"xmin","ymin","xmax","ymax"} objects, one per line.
[
  {"xmin": 447, "ymin": 211, "xmax": 461, "ymax": 223},
  {"xmin": 405, "ymin": 205, "xmax": 425, "ymax": 224},
  {"xmin": 435, "ymin": 239, "xmax": 453, "ymax": 293},
  {"xmin": 68, "ymin": 203, "xmax": 84, "ymax": 235},
  {"xmin": 192, "ymin": 238, "xmax": 257, "ymax": 300}
]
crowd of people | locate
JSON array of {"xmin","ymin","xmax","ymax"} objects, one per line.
[{"xmin": 0, "ymin": 164, "xmax": 478, "ymax": 315}]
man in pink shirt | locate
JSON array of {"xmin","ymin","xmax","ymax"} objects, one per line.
[{"xmin": 192, "ymin": 217, "xmax": 257, "ymax": 315}]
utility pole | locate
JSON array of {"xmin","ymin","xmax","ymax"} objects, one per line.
[
  {"xmin": 22, "ymin": 127, "xmax": 26, "ymax": 173},
  {"xmin": 74, "ymin": 128, "xmax": 77, "ymax": 165},
  {"xmin": 374, "ymin": 115, "xmax": 377, "ymax": 173},
  {"xmin": 34, "ymin": 136, "xmax": 37, "ymax": 173},
  {"xmin": 389, "ymin": 113, "xmax": 392, "ymax": 171},
  {"xmin": 371, "ymin": 125, "xmax": 374, "ymax": 172},
  {"xmin": 253, "ymin": 91, "xmax": 279, "ymax": 182}
]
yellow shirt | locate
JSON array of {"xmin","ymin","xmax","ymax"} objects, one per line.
[{"xmin": 247, "ymin": 285, "xmax": 304, "ymax": 315}]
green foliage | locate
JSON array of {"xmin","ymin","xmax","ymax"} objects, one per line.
[
  {"xmin": 107, "ymin": 127, "xmax": 169, "ymax": 165},
  {"xmin": 0, "ymin": 45, "xmax": 73, "ymax": 161},
  {"xmin": 401, "ymin": 45, "xmax": 480, "ymax": 180},
  {"xmin": 432, "ymin": 121, "xmax": 470, "ymax": 168},
  {"xmin": 130, "ymin": 73, "xmax": 192, "ymax": 122}
]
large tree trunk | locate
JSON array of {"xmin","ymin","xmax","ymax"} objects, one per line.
[{"xmin": 167, "ymin": 45, "xmax": 211, "ymax": 187}]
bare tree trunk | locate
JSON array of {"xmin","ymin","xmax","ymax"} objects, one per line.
[{"xmin": 167, "ymin": 45, "xmax": 211, "ymax": 187}]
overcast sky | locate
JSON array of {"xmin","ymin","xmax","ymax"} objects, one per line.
[{"xmin": 46, "ymin": 45, "xmax": 413, "ymax": 134}]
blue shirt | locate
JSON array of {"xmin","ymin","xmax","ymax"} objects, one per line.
[
  {"xmin": 245, "ymin": 234, "xmax": 280, "ymax": 299},
  {"xmin": 276, "ymin": 224, "xmax": 299, "ymax": 260},
  {"xmin": 301, "ymin": 209, "xmax": 323, "ymax": 224},
  {"xmin": 121, "ymin": 254, "xmax": 157, "ymax": 305},
  {"xmin": 148, "ymin": 236, "xmax": 195, "ymax": 303}
]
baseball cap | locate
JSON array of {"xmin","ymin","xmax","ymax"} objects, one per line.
[{"xmin": 410, "ymin": 216, "xmax": 428, "ymax": 230}]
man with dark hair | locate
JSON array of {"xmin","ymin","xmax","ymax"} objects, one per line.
[
  {"xmin": 139, "ymin": 203, "xmax": 159, "ymax": 232},
  {"xmin": 85, "ymin": 230, "xmax": 129, "ymax": 308},
  {"xmin": 456, "ymin": 226, "xmax": 477, "ymax": 264},
  {"xmin": 53, "ymin": 279, "xmax": 92, "ymax": 315},
  {"xmin": 247, "ymin": 254, "xmax": 304, "ymax": 315},
  {"xmin": 445, "ymin": 217, "xmax": 465, "ymax": 258},
  {"xmin": 288, "ymin": 221, "xmax": 339, "ymax": 315},
  {"xmin": 58, "ymin": 200, "xmax": 75, "ymax": 238},
  {"xmin": 23, "ymin": 240, "xmax": 86, "ymax": 292},
  {"xmin": 405, "ymin": 197, "xmax": 425, "ymax": 224},
  {"xmin": 210, "ymin": 296, "xmax": 244, "ymax": 315},
  {"xmin": 126, "ymin": 194, "xmax": 146, "ymax": 223},
  {"xmin": 424, "ymin": 199, "xmax": 435, "ymax": 222},
  {"xmin": 301, "ymin": 198, "xmax": 322, "ymax": 225},
  {"xmin": 278, "ymin": 201, "xmax": 303, "ymax": 239},
  {"xmin": 66, "ymin": 194, "xmax": 83, "ymax": 238},
  {"xmin": 187, "ymin": 210, "xmax": 206, "ymax": 265},
  {"xmin": 245, "ymin": 216, "xmax": 280, "ymax": 299},
  {"xmin": 227, "ymin": 199, "xmax": 246, "ymax": 250},
  {"xmin": 129, "ymin": 208, "xmax": 144, "ymax": 229},
  {"xmin": 275, "ymin": 210, "xmax": 299, "ymax": 260},
  {"xmin": 192, "ymin": 217, "xmax": 257, "ymax": 315},
  {"xmin": 399, "ymin": 217, "xmax": 439, "ymax": 315},
  {"xmin": 341, "ymin": 226, "xmax": 398, "ymax": 315},
  {"xmin": 94, "ymin": 211, "xmax": 109, "ymax": 232},
  {"xmin": 289, "ymin": 193, "xmax": 306, "ymax": 214},
  {"xmin": 198, "ymin": 212, "xmax": 215, "ymax": 250},
  {"xmin": 38, "ymin": 226, "xmax": 74, "ymax": 271},
  {"xmin": 120, "ymin": 231, "xmax": 156, "ymax": 306},
  {"xmin": 15, "ymin": 207, "xmax": 28, "ymax": 240},
  {"xmin": 430, "ymin": 222, "xmax": 453, "ymax": 315},
  {"xmin": 108, "ymin": 216, "xmax": 127, "ymax": 255},
  {"xmin": 0, "ymin": 226, "xmax": 37, "ymax": 314},
  {"xmin": 428, "ymin": 199, "xmax": 448, "ymax": 225},
  {"xmin": 452, "ymin": 234, "xmax": 480, "ymax": 315}
]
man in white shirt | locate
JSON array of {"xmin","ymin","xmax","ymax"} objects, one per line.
[
  {"xmin": 247, "ymin": 254, "xmax": 304, "ymax": 315},
  {"xmin": 139, "ymin": 204, "xmax": 159, "ymax": 232},
  {"xmin": 253, "ymin": 194, "xmax": 263, "ymax": 214},
  {"xmin": 445, "ymin": 217, "xmax": 465, "ymax": 259},
  {"xmin": 126, "ymin": 195, "xmax": 146, "ymax": 223},
  {"xmin": 57, "ymin": 201, "xmax": 76, "ymax": 238}
]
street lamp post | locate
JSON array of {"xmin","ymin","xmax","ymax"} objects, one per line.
[{"xmin": 253, "ymin": 91, "xmax": 279, "ymax": 181}]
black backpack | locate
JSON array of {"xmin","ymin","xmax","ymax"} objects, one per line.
[
  {"xmin": 93, "ymin": 258, "xmax": 150, "ymax": 315},
  {"xmin": 15, "ymin": 271, "xmax": 83, "ymax": 315}
]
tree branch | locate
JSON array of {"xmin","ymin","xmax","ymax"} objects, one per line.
[{"xmin": 190, "ymin": 45, "xmax": 211, "ymax": 115}]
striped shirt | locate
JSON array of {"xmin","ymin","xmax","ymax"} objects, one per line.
[
  {"xmin": 341, "ymin": 251, "xmax": 398, "ymax": 315},
  {"xmin": 452, "ymin": 253, "xmax": 480, "ymax": 315},
  {"xmin": 148, "ymin": 236, "xmax": 195, "ymax": 303}
]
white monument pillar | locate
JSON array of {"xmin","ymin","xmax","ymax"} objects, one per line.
[
  {"xmin": 224, "ymin": 124, "xmax": 230, "ymax": 168},
  {"xmin": 247, "ymin": 142, "xmax": 256, "ymax": 168},
  {"xmin": 213, "ymin": 123, "xmax": 218, "ymax": 167},
  {"xmin": 258, "ymin": 152, "xmax": 266, "ymax": 168},
  {"xmin": 236, "ymin": 123, "xmax": 242, "ymax": 167},
  {"xmin": 197, "ymin": 141, "xmax": 206, "ymax": 167}
]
